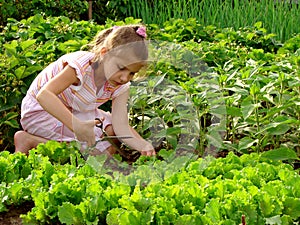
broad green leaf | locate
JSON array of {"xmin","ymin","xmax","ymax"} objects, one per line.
[
  {"xmin": 20, "ymin": 39, "xmax": 36, "ymax": 51},
  {"xmin": 210, "ymin": 104, "xmax": 227, "ymax": 115},
  {"xmin": 206, "ymin": 130, "xmax": 223, "ymax": 148},
  {"xmin": 259, "ymin": 193, "xmax": 274, "ymax": 217},
  {"xmin": 261, "ymin": 148, "xmax": 299, "ymax": 161},
  {"xmin": 246, "ymin": 33, "xmax": 255, "ymax": 41},
  {"xmin": 9, "ymin": 183, "xmax": 23, "ymax": 202},
  {"xmin": 283, "ymin": 197, "xmax": 300, "ymax": 219},
  {"xmin": 106, "ymin": 208, "xmax": 124, "ymax": 225},
  {"xmin": 266, "ymin": 123, "xmax": 290, "ymax": 135},
  {"xmin": 166, "ymin": 127, "xmax": 181, "ymax": 135},
  {"xmin": 119, "ymin": 211, "xmax": 140, "ymax": 225},
  {"xmin": 205, "ymin": 199, "xmax": 220, "ymax": 223},
  {"xmin": 226, "ymin": 106, "xmax": 242, "ymax": 117},
  {"xmin": 9, "ymin": 57, "xmax": 20, "ymax": 69},
  {"xmin": 4, "ymin": 40, "xmax": 18, "ymax": 56},
  {"xmin": 241, "ymin": 98, "xmax": 259, "ymax": 119},
  {"xmin": 153, "ymin": 74, "xmax": 166, "ymax": 88},
  {"xmin": 257, "ymin": 117, "xmax": 296, "ymax": 135},
  {"xmin": 3, "ymin": 112, "xmax": 18, "ymax": 121},
  {"xmin": 15, "ymin": 66, "xmax": 26, "ymax": 79},
  {"xmin": 157, "ymin": 149, "xmax": 175, "ymax": 160},
  {"xmin": 23, "ymin": 65, "xmax": 42, "ymax": 78},
  {"xmin": 31, "ymin": 13, "xmax": 45, "ymax": 24},
  {"xmin": 254, "ymin": 21, "xmax": 263, "ymax": 29},
  {"xmin": 265, "ymin": 215, "xmax": 282, "ymax": 225},
  {"xmin": 86, "ymin": 154, "xmax": 108, "ymax": 174},
  {"xmin": 238, "ymin": 137, "xmax": 258, "ymax": 151},
  {"xmin": 58, "ymin": 40, "xmax": 88, "ymax": 52},
  {"xmin": 4, "ymin": 120, "xmax": 20, "ymax": 128},
  {"xmin": 166, "ymin": 135, "xmax": 177, "ymax": 149},
  {"xmin": 58, "ymin": 202, "xmax": 83, "ymax": 225}
]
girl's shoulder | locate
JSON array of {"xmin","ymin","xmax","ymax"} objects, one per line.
[
  {"xmin": 58, "ymin": 51, "xmax": 95, "ymax": 72},
  {"xmin": 61, "ymin": 51, "xmax": 95, "ymax": 61}
]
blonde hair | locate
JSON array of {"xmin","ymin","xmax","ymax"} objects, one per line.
[{"xmin": 89, "ymin": 25, "xmax": 148, "ymax": 63}]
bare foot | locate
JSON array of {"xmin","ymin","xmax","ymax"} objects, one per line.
[{"xmin": 14, "ymin": 131, "xmax": 48, "ymax": 154}]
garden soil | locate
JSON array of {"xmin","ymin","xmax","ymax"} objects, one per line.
[{"xmin": 0, "ymin": 202, "xmax": 34, "ymax": 225}]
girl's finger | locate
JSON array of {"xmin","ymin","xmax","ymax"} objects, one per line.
[
  {"xmin": 95, "ymin": 119, "xmax": 101, "ymax": 125},
  {"xmin": 141, "ymin": 150, "xmax": 156, "ymax": 156}
]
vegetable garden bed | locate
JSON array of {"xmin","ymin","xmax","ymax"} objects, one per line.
[
  {"xmin": 0, "ymin": 141, "xmax": 300, "ymax": 224},
  {"xmin": 1, "ymin": 14, "xmax": 300, "ymax": 224}
]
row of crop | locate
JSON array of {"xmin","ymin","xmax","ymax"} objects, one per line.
[
  {"xmin": 125, "ymin": 0, "xmax": 300, "ymax": 42},
  {"xmin": 130, "ymin": 20, "xmax": 300, "ymax": 159},
  {"xmin": 1, "ymin": 15, "xmax": 300, "ymax": 161},
  {"xmin": 0, "ymin": 0, "xmax": 127, "ymax": 28},
  {"xmin": 0, "ymin": 141, "xmax": 300, "ymax": 224},
  {"xmin": 2, "ymin": 1, "xmax": 299, "ymax": 42}
]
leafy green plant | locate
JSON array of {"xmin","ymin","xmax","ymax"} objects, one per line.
[
  {"xmin": 1, "ymin": 16, "xmax": 300, "ymax": 160},
  {"xmin": 125, "ymin": 0, "xmax": 300, "ymax": 42},
  {"xmin": 1, "ymin": 142, "xmax": 299, "ymax": 224},
  {"xmin": 0, "ymin": 0, "xmax": 88, "ymax": 27},
  {"xmin": 0, "ymin": 14, "xmax": 102, "ymax": 151}
]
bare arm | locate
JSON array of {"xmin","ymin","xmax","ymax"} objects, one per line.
[
  {"xmin": 36, "ymin": 65, "xmax": 98, "ymax": 146},
  {"xmin": 36, "ymin": 65, "xmax": 78, "ymax": 130},
  {"xmin": 111, "ymin": 89, "xmax": 155, "ymax": 155}
]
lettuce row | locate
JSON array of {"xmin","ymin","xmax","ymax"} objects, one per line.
[{"xmin": 0, "ymin": 142, "xmax": 299, "ymax": 224}]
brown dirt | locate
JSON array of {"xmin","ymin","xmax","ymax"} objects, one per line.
[{"xmin": 0, "ymin": 202, "xmax": 34, "ymax": 225}]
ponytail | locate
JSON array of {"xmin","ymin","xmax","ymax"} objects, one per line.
[
  {"xmin": 89, "ymin": 25, "xmax": 148, "ymax": 63},
  {"xmin": 94, "ymin": 27, "xmax": 113, "ymax": 46}
]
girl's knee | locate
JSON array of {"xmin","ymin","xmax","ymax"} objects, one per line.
[
  {"xmin": 14, "ymin": 131, "xmax": 30, "ymax": 153},
  {"xmin": 14, "ymin": 131, "xmax": 27, "ymax": 145},
  {"xmin": 14, "ymin": 131, "xmax": 47, "ymax": 154}
]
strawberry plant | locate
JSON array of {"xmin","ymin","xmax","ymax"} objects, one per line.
[{"xmin": 0, "ymin": 0, "xmax": 88, "ymax": 27}]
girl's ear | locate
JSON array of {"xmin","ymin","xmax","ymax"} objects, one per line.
[{"xmin": 100, "ymin": 47, "xmax": 107, "ymax": 56}]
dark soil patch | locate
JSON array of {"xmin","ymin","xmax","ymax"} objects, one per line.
[
  {"xmin": 0, "ymin": 201, "xmax": 34, "ymax": 225},
  {"xmin": 294, "ymin": 160, "xmax": 300, "ymax": 170}
]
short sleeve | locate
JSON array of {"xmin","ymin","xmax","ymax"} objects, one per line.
[{"xmin": 60, "ymin": 51, "xmax": 94, "ymax": 91}]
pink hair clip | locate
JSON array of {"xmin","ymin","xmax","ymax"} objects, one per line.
[
  {"xmin": 136, "ymin": 27, "xmax": 147, "ymax": 38},
  {"xmin": 113, "ymin": 25, "xmax": 120, "ymax": 30}
]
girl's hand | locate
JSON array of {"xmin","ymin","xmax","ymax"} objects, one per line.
[
  {"xmin": 139, "ymin": 142, "xmax": 156, "ymax": 156},
  {"xmin": 140, "ymin": 148, "xmax": 156, "ymax": 156},
  {"xmin": 73, "ymin": 119, "xmax": 101, "ymax": 146}
]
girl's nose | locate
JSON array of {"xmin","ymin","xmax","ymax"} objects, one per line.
[{"xmin": 120, "ymin": 71, "xmax": 131, "ymax": 84}]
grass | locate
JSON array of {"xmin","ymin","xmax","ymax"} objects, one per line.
[{"xmin": 124, "ymin": 0, "xmax": 300, "ymax": 42}]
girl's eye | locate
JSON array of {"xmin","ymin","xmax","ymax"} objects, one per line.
[
  {"xmin": 130, "ymin": 72, "xmax": 135, "ymax": 76},
  {"xmin": 118, "ymin": 65, "xmax": 125, "ymax": 70}
]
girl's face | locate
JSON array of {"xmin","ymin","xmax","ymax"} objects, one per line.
[{"xmin": 104, "ymin": 55, "xmax": 145, "ymax": 87}]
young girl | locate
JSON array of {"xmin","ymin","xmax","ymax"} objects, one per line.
[{"xmin": 14, "ymin": 25, "xmax": 156, "ymax": 156}]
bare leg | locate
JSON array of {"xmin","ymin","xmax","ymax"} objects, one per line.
[
  {"xmin": 14, "ymin": 131, "xmax": 48, "ymax": 154},
  {"xmin": 102, "ymin": 125, "xmax": 119, "ymax": 155}
]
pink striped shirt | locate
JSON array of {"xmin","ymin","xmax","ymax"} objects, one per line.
[
  {"xmin": 23, "ymin": 51, "xmax": 130, "ymax": 116},
  {"xmin": 20, "ymin": 51, "xmax": 129, "ymax": 150}
]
